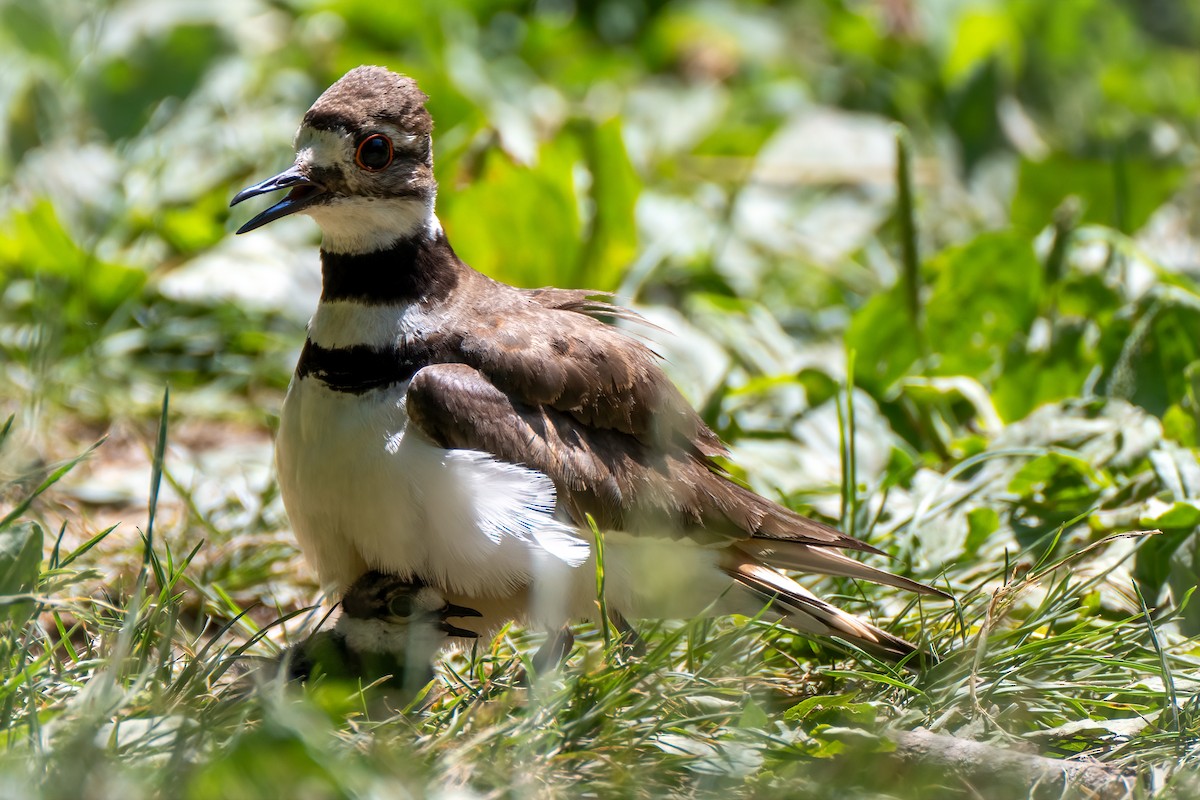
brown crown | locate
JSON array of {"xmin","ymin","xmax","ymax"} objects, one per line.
[{"xmin": 303, "ymin": 66, "xmax": 432, "ymax": 136}]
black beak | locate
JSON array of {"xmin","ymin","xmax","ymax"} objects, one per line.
[
  {"xmin": 438, "ymin": 601, "xmax": 482, "ymax": 639},
  {"xmin": 444, "ymin": 602, "xmax": 482, "ymax": 619},
  {"xmin": 439, "ymin": 621, "xmax": 480, "ymax": 639},
  {"xmin": 230, "ymin": 164, "xmax": 325, "ymax": 234}
]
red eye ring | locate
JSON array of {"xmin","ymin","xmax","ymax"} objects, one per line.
[{"xmin": 355, "ymin": 134, "xmax": 394, "ymax": 171}]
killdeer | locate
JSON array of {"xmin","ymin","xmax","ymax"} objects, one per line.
[
  {"xmin": 232, "ymin": 66, "xmax": 947, "ymax": 663},
  {"xmin": 283, "ymin": 572, "xmax": 481, "ymax": 688}
]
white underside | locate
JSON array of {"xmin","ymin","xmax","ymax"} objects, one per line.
[
  {"xmin": 277, "ymin": 378, "xmax": 741, "ymax": 630},
  {"xmin": 277, "ymin": 375, "xmax": 589, "ymax": 593},
  {"xmin": 278, "ymin": 374, "xmax": 747, "ymax": 628}
]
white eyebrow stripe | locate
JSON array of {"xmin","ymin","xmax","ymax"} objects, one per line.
[
  {"xmin": 294, "ymin": 124, "xmax": 424, "ymax": 160},
  {"xmin": 294, "ymin": 127, "xmax": 352, "ymax": 171},
  {"xmin": 370, "ymin": 125, "xmax": 423, "ymax": 154},
  {"xmin": 394, "ymin": 133, "xmax": 422, "ymax": 152}
]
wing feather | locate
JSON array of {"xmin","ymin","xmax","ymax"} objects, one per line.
[{"xmin": 409, "ymin": 364, "xmax": 893, "ymax": 554}]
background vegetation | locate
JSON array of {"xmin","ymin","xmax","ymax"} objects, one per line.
[{"xmin": 2, "ymin": 0, "xmax": 1200, "ymax": 796}]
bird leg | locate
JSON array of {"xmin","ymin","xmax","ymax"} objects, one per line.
[
  {"xmin": 531, "ymin": 625, "xmax": 575, "ymax": 673},
  {"xmin": 612, "ymin": 612, "xmax": 647, "ymax": 659}
]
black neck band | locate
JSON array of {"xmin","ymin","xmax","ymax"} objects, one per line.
[
  {"xmin": 320, "ymin": 233, "xmax": 461, "ymax": 306},
  {"xmin": 295, "ymin": 340, "xmax": 426, "ymax": 394}
]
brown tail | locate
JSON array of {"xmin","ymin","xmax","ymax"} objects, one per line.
[
  {"xmin": 736, "ymin": 540, "xmax": 951, "ymax": 599},
  {"xmin": 723, "ymin": 558, "xmax": 934, "ymax": 663}
]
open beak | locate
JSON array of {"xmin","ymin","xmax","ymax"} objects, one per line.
[
  {"xmin": 438, "ymin": 601, "xmax": 482, "ymax": 639},
  {"xmin": 230, "ymin": 164, "xmax": 326, "ymax": 234},
  {"xmin": 444, "ymin": 602, "xmax": 483, "ymax": 619}
]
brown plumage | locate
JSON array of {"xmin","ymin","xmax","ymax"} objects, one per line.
[
  {"xmin": 303, "ymin": 69, "xmax": 432, "ymax": 137},
  {"xmin": 232, "ymin": 65, "xmax": 949, "ymax": 666}
]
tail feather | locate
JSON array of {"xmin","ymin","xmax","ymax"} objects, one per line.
[
  {"xmin": 723, "ymin": 558, "xmax": 928, "ymax": 662},
  {"xmin": 737, "ymin": 540, "xmax": 951, "ymax": 599}
]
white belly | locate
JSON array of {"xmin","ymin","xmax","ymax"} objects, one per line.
[
  {"xmin": 276, "ymin": 376, "xmax": 741, "ymax": 632},
  {"xmin": 276, "ymin": 376, "xmax": 589, "ymax": 600},
  {"xmin": 438, "ymin": 531, "xmax": 752, "ymax": 636}
]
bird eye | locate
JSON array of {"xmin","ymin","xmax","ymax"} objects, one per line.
[
  {"xmin": 355, "ymin": 134, "xmax": 394, "ymax": 171},
  {"xmin": 387, "ymin": 594, "xmax": 413, "ymax": 619}
]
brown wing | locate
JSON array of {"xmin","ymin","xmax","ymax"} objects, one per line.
[
  {"xmin": 406, "ymin": 362, "xmax": 880, "ymax": 553},
  {"xmin": 451, "ymin": 277, "xmax": 725, "ymax": 459}
]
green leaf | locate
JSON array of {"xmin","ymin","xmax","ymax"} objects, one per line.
[
  {"xmin": 1163, "ymin": 403, "xmax": 1197, "ymax": 446},
  {"xmin": 1013, "ymin": 155, "xmax": 1186, "ymax": 234},
  {"xmin": 575, "ymin": 118, "xmax": 640, "ymax": 292},
  {"xmin": 924, "ymin": 232, "xmax": 1042, "ymax": 380},
  {"xmin": 738, "ymin": 698, "xmax": 769, "ymax": 730},
  {"xmin": 444, "ymin": 120, "xmax": 639, "ymax": 292},
  {"xmin": 964, "ymin": 507, "xmax": 1000, "ymax": 556},
  {"xmin": 0, "ymin": 201, "xmax": 142, "ymax": 308},
  {"xmin": 1007, "ymin": 452, "xmax": 1110, "ymax": 539},
  {"xmin": 0, "ymin": 4, "xmax": 67, "ymax": 65},
  {"xmin": 784, "ymin": 692, "xmax": 876, "ymax": 726},
  {"xmin": 157, "ymin": 190, "xmax": 231, "ymax": 254},
  {"xmin": 0, "ymin": 521, "xmax": 42, "ymax": 627},
  {"xmin": 943, "ymin": 9, "xmax": 1022, "ymax": 87},
  {"xmin": 796, "ymin": 368, "xmax": 839, "ymax": 409},
  {"xmin": 849, "ymin": 232, "xmax": 1044, "ymax": 400},
  {"xmin": 847, "ymin": 286, "xmax": 921, "ymax": 395},
  {"xmin": 440, "ymin": 135, "xmax": 584, "ymax": 290},
  {"xmin": 1142, "ymin": 501, "xmax": 1200, "ymax": 530},
  {"xmin": 85, "ymin": 23, "xmax": 228, "ymax": 140},
  {"xmin": 0, "ymin": 201, "xmax": 145, "ymax": 355},
  {"xmin": 1107, "ymin": 296, "xmax": 1200, "ymax": 417},
  {"xmin": 993, "ymin": 320, "xmax": 1100, "ymax": 422}
]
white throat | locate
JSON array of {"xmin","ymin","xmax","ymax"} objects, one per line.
[{"xmin": 307, "ymin": 198, "xmax": 443, "ymax": 255}]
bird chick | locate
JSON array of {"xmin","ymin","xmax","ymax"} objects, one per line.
[{"xmin": 283, "ymin": 571, "xmax": 480, "ymax": 690}]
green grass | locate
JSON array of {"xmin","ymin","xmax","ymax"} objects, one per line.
[
  {"xmin": 3, "ymin": 0, "xmax": 1200, "ymax": 796},
  {"xmin": 4, "ymin": 436, "xmax": 1198, "ymax": 797}
]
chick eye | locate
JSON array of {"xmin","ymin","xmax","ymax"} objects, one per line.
[
  {"xmin": 387, "ymin": 594, "xmax": 413, "ymax": 619},
  {"xmin": 355, "ymin": 134, "xmax": 394, "ymax": 171}
]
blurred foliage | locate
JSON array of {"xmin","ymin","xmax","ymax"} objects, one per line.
[{"xmin": 1, "ymin": 0, "xmax": 1200, "ymax": 796}]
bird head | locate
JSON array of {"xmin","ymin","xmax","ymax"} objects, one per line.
[
  {"xmin": 338, "ymin": 570, "xmax": 482, "ymax": 639},
  {"xmin": 282, "ymin": 572, "xmax": 481, "ymax": 689},
  {"xmin": 230, "ymin": 66, "xmax": 438, "ymax": 254}
]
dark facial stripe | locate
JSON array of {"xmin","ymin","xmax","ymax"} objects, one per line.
[
  {"xmin": 321, "ymin": 233, "xmax": 461, "ymax": 306},
  {"xmin": 296, "ymin": 339, "xmax": 426, "ymax": 394}
]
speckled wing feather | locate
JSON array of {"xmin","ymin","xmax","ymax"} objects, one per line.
[
  {"xmin": 450, "ymin": 277, "xmax": 725, "ymax": 459},
  {"xmin": 406, "ymin": 358, "xmax": 881, "ymax": 555}
]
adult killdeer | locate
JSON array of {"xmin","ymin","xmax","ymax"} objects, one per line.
[
  {"xmin": 283, "ymin": 572, "xmax": 480, "ymax": 688},
  {"xmin": 232, "ymin": 66, "xmax": 947, "ymax": 663}
]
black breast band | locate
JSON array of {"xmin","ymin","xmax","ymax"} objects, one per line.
[{"xmin": 295, "ymin": 340, "xmax": 425, "ymax": 394}]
